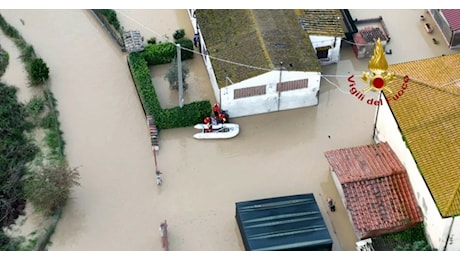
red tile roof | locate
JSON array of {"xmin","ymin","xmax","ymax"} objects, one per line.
[
  {"xmin": 324, "ymin": 142, "xmax": 423, "ymax": 239},
  {"xmin": 441, "ymin": 9, "xmax": 460, "ymax": 31}
]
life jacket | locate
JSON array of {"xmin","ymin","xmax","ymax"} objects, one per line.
[
  {"xmin": 219, "ymin": 113, "xmax": 227, "ymax": 122},
  {"xmin": 213, "ymin": 103, "xmax": 220, "ymax": 112}
]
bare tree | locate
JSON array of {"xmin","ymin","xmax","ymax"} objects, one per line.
[{"xmin": 23, "ymin": 162, "xmax": 80, "ymax": 216}]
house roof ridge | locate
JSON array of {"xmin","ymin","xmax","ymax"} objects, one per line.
[
  {"xmin": 248, "ymin": 10, "xmax": 273, "ymax": 70},
  {"xmin": 383, "ymin": 54, "xmax": 460, "ymax": 217},
  {"xmin": 389, "ymin": 73, "xmax": 460, "ymax": 98},
  {"xmin": 446, "ymin": 181, "xmax": 460, "ymax": 216}
]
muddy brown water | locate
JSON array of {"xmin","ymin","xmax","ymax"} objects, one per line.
[{"xmin": 1, "ymin": 9, "xmax": 457, "ymax": 251}]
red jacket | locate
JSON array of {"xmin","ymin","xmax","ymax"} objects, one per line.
[{"xmin": 213, "ymin": 104, "xmax": 220, "ymax": 112}]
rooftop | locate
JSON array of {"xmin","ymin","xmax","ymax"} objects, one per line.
[
  {"xmin": 195, "ymin": 9, "xmax": 321, "ymax": 88},
  {"xmin": 324, "ymin": 142, "xmax": 423, "ymax": 239},
  {"xmin": 235, "ymin": 193, "xmax": 333, "ymax": 251},
  {"xmin": 383, "ymin": 53, "xmax": 460, "ymax": 217},
  {"xmin": 441, "ymin": 9, "xmax": 460, "ymax": 31},
  {"xmin": 295, "ymin": 9, "xmax": 346, "ymax": 38}
]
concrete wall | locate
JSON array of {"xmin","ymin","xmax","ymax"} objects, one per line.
[
  {"xmin": 310, "ymin": 35, "xmax": 341, "ymax": 65},
  {"xmin": 187, "ymin": 9, "xmax": 221, "ymax": 102},
  {"xmin": 445, "ymin": 217, "xmax": 460, "ymax": 250},
  {"xmin": 220, "ymin": 71, "xmax": 321, "ymax": 118},
  {"xmin": 373, "ymin": 93, "xmax": 458, "ymax": 250},
  {"xmin": 189, "ymin": 9, "xmax": 322, "ymax": 118}
]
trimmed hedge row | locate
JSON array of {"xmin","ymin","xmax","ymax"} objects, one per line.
[
  {"xmin": 128, "ymin": 52, "xmax": 162, "ymax": 116},
  {"xmin": 94, "ymin": 9, "xmax": 121, "ymax": 31},
  {"xmin": 142, "ymin": 43, "xmax": 176, "ymax": 65},
  {"xmin": 93, "ymin": 9, "xmax": 209, "ymax": 129},
  {"xmin": 142, "ymin": 39, "xmax": 194, "ymax": 66},
  {"xmin": 128, "ymin": 52, "xmax": 211, "ymax": 129}
]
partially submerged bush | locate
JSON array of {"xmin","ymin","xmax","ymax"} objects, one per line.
[{"xmin": 28, "ymin": 58, "xmax": 49, "ymax": 86}]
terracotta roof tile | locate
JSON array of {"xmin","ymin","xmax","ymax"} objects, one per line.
[
  {"xmin": 324, "ymin": 142, "xmax": 422, "ymax": 239},
  {"xmin": 383, "ymin": 54, "xmax": 460, "ymax": 217}
]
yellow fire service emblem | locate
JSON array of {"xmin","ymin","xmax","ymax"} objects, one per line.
[{"xmin": 361, "ymin": 38, "xmax": 394, "ymax": 93}]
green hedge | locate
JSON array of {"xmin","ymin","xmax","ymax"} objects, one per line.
[
  {"xmin": 0, "ymin": 47, "xmax": 8, "ymax": 77},
  {"xmin": 142, "ymin": 43, "xmax": 176, "ymax": 65},
  {"xmin": 94, "ymin": 9, "xmax": 120, "ymax": 31},
  {"xmin": 128, "ymin": 52, "xmax": 211, "ymax": 129},
  {"xmin": 175, "ymin": 38, "xmax": 194, "ymax": 60},
  {"xmin": 142, "ymin": 38, "xmax": 194, "ymax": 66}
]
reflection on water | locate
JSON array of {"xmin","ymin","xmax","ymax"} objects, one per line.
[
  {"xmin": 150, "ymin": 57, "xmax": 215, "ymax": 109},
  {"xmin": 2, "ymin": 9, "xmax": 454, "ymax": 251}
]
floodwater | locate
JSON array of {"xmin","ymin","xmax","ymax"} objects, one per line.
[
  {"xmin": 0, "ymin": 9, "xmax": 457, "ymax": 251},
  {"xmin": 115, "ymin": 9, "xmax": 216, "ymax": 108}
]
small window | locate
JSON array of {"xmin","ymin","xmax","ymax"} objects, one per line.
[{"xmin": 316, "ymin": 46, "xmax": 331, "ymax": 59}]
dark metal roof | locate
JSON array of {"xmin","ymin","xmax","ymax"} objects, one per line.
[{"xmin": 235, "ymin": 193, "xmax": 333, "ymax": 251}]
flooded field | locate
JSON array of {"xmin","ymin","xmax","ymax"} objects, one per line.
[{"xmin": 1, "ymin": 9, "xmax": 457, "ymax": 251}]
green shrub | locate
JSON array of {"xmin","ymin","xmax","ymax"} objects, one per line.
[
  {"xmin": 0, "ymin": 83, "xmax": 39, "ymax": 231},
  {"xmin": 44, "ymin": 129, "xmax": 65, "ymax": 158},
  {"xmin": 41, "ymin": 111, "xmax": 56, "ymax": 129},
  {"xmin": 0, "ymin": 14, "xmax": 20, "ymax": 39},
  {"xmin": 156, "ymin": 100, "xmax": 211, "ymax": 129},
  {"xmin": 23, "ymin": 162, "xmax": 80, "ymax": 216},
  {"xmin": 128, "ymin": 52, "xmax": 162, "ymax": 115},
  {"xmin": 25, "ymin": 96, "xmax": 46, "ymax": 126},
  {"xmin": 28, "ymin": 58, "xmax": 49, "ymax": 85},
  {"xmin": 20, "ymin": 44, "xmax": 35, "ymax": 62},
  {"xmin": 394, "ymin": 240, "xmax": 434, "ymax": 251},
  {"xmin": 142, "ymin": 42, "xmax": 176, "ymax": 65},
  {"xmin": 25, "ymin": 96, "xmax": 46, "ymax": 118},
  {"xmin": 128, "ymin": 52, "xmax": 211, "ymax": 129},
  {"xmin": 175, "ymin": 38, "xmax": 194, "ymax": 60},
  {"xmin": 97, "ymin": 9, "xmax": 120, "ymax": 30},
  {"xmin": 0, "ymin": 231, "xmax": 21, "ymax": 251},
  {"xmin": 147, "ymin": 37, "xmax": 157, "ymax": 45},
  {"xmin": 0, "ymin": 48, "xmax": 9, "ymax": 77},
  {"xmin": 173, "ymin": 29, "xmax": 186, "ymax": 40}
]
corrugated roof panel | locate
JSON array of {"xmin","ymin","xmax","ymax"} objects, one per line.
[
  {"xmin": 235, "ymin": 193, "xmax": 333, "ymax": 251},
  {"xmin": 441, "ymin": 9, "xmax": 460, "ymax": 31}
]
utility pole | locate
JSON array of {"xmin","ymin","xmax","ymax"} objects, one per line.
[
  {"xmin": 177, "ymin": 44, "xmax": 184, "ymax": 108},
  {"xmin": 278, "ymin": 61, "xmax": 283, "ymax": 111},
  {"xmin": 279, "ymin": 61, "xmax": 283, "ymax": 85}
]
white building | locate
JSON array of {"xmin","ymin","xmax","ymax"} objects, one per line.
[
  {"xmin": 188, "ymin": 9, "xmax": 345, "ymax": 118},
  {"xmin": 373, "ymin": 54, "xmax": 460, "ymax": 250},
  {"xmin": 297, "ymin": 9, "xmax": 345, "ymax": 66},
  {"xmin": 220, "ymin": 70, "xmax": 320, "ymax": 118}
]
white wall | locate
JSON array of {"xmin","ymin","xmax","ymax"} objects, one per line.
[
  {"xmin": 189, "ymin": 10, "xmax": 325, "ymax": 108},
  {"xmin": 446, "ymin": 217, "xmax": 460, "ymax": 250},
  {"xmin": 309, "ymin": 35, "xmax": 341, "ymax": 65},
  {"xmin": 187, "ymin": 9, "xmax": 221, "ymax": 102},
  {"xmin": 220, "ymin": 71, "xmax": 321, "ymax": 118},
  {"xmin": 373, "ymin": 93, "xmax": 457, "ymax": 250}
]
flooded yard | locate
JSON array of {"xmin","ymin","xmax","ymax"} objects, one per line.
[{"xmin": 1, "ymin": 9, "xmax": 457, "ymax": 251}]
